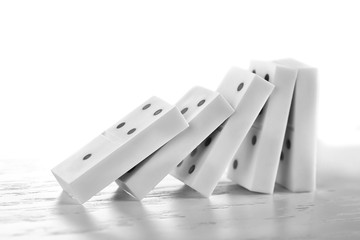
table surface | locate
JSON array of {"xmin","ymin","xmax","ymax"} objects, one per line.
[{"xmin": 1, "ymin": 144, "xmax": 360, "ymax": 240}]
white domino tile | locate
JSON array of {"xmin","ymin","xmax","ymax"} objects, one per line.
[
  {"xmin": 116, "ymin": 86, "xmax": 234, "ymax": 200},
  {"xmin": 172, "ymin": 67, "xmax": 274, "ymax": 197},
  {"xmin": 275, "ymin": 59, "xmax": 318, "ymax": 192},
  {"xmin": 51, "ymin": 97, "xmax": 188, "ymax": 203},
  {"xmin": 227, "ymin": 61, "xmax": 297, "ymax": 194}
]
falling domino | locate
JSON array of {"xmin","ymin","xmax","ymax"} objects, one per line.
[
  {"xmin": 52, "ymin": 97, "xmax": 188, "ymax": 203},
  {"xmin": 116, "ymin": 86, "xmax": 234, "ymax": 200},
  {"xmin": 171, "ymin": 67, "xmax": 274, "ymax": 197},
  {"xmin": 227, "ymin": 61, "xmax": 297, "ymax": 194}
]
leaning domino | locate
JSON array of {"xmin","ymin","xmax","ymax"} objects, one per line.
[
  {"xmin": 51, "ymin": 97, "xmax": 188, "ymax": 203},
  {"xmin": 275, "ymin": 59, "xmax": 318, "ymax": 192},
  {"xmin": 171, "ymin": 67, "xmax": 274, "ymax": 197},
  {"xmin": 116, "ymin": 86, "xmax": 234, "ymax": 200},
  {"xmin": 227, "ymin": 61, "xmax": 297, "ymax": 194}
]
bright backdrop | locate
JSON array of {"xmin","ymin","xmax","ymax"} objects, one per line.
[{"xmin": 0, "ymin": 1, "xmax": 359, "ymax": 166}]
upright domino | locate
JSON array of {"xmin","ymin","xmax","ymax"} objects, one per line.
[
  {"xmin": 116, "ymin": 87, "xmax": 234, "ymax": 200},
  {"xmin": 171, "ymin": 67, "xmax": 274, "ymax": 197},
  {"xmin": 275, "ymin": 59, "xmax": 318, "ymax": 192},
  {"xmin": 227, "ymin": 61, "xmax": 297, "ymax": 194},
  {"xmin": 51, "ymin": 97, "xmax": 188, "ymax": 203}
]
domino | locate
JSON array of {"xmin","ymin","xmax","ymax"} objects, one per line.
[
  {"xmin": 51, "ymin": 97, "xmax": 188, "ymax": 204},
  {"xmin": 171, "ymin": 67, "xmax": 274, "ymax": 197},
  {"xmin": 116, "ymin": 86, "xmax": 234, "ymax": 200},
  {"xmin": 227, "ymin": 61, "xmax": 297, "ymax": 194},
  {"xmin": 275, "ymin": 59, "xmax": 318, "ymax": 192}
]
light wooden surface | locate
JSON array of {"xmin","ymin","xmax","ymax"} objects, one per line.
[{"xmin": 1, "ymin": 144, "xmax": 360, "ymax": 240}]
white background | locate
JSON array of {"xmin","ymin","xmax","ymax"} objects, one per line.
[{"xmin": 0, "ymin": 0, "xmax": 359, "ymax": 165}]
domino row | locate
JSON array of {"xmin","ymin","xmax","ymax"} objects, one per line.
[{"xmin": 52, "ymin": 58, "xmax": 317, "ymax": 204}]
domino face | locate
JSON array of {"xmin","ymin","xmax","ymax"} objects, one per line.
[
  {"xmin": 275, "ymin": 59, "xmax": 317, "ymax": 192},
  {"xmin": 227, "ymin": 61, "xmax": 297, "ymax": 194},
  {"xmin": 171, "ymin": 67, "xmax": 274, "ymax": 197},
  {"xmin": 116, "ymin": 87, "xmax": 234, "ymax": 200},
  {"xmin": 51, "ymin": 96, "xmax": 188, "ymax": 203}
]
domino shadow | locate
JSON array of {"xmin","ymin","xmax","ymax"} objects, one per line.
[
  {"xmin": 164, "ymin": 184, "xmax": 208, "ymax": 199},
  {"xmin": 111, "ymin": 187, "xmax": 139, "ymax": 202},
  {"xmin": 213, "ymin": 181, "xmax": 261, "ymax": 196},
  {"xmin": 216, "ymin": 181, "xmax": 293, "ymax": 195},
  {"xmin": 161, "ymin": 181, "xmax": 276, "ymax": 199}
]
